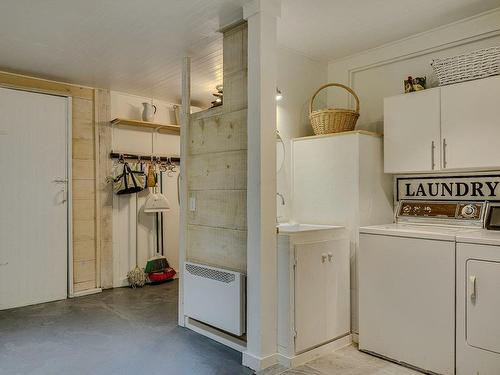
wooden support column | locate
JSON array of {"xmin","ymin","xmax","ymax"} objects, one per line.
[
  {"xmin": 243, "ymin": 0, "xmax": 281, "ymax": 370},
  {"xmin": 178, "ymin": 56, "xmax": 191, "ymax": 327}
]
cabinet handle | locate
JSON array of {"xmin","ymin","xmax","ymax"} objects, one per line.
[
  {"xmin": 442, "ymin": 138, "xmax": 447, "ymax": 168},
  {"xmin": 321, "ymin": 253, "xmax": 327, "ymax": 263},
  {"xmin": 470, "ymin": 275, "xmax": 476, "ymax": 303},
  {"xmin": 431, "ymin": 141, "xmax": 435, "ymax": 170},
  {"xmin": 328, "ymin": 252, "xmax": 333, "ymax": 262}
]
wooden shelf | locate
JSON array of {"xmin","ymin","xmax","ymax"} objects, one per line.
[{"xmin": 111, "ymin": 118, "xmax": 180, "ymax": 135}]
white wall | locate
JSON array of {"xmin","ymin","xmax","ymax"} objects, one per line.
[
  {"xmin": 110, "ymin": 91, "xmax": 181, "ymax": 287},
  {"xmin": 326, "ymin": 7, "xmax": 500, "ymax": 333},
  {"xmin": 327, "ymin": 8, "xmax": 500, "ymax": 134},
  {"xmin": 276, "ymin": 47, "xmax": 327, "ymax": 222}
]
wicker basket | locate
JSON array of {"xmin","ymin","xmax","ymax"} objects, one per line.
[
  {"xmin": 431, "ymin": 46, "xmax": 500, "ymax": 86},
  {"xmin": 309, "ymin": 83, "xmax": 360, "ymax": 135}
]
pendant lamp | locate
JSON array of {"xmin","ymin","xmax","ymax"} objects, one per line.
[{"xmin": 144, "ymin": 186, "xmax": 170, "ymax": 213}]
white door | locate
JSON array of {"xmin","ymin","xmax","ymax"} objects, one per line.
[
  {"xmin": 325, "ymin": 238, "xmax": 350, "ymax": 341},
  {"xmin": 359, "ymin": 233, "xmax": 455, "ymax": 375},
  {"xmin": 456, "ymin": 243, "xmax": 500, "ymax": 375},
  {"xmin": 466, "ymin": 259, "xmax": 500, "ymax": 354},
  {"xmin": 383, "ymin": 88, "xmax": 440, "ymax": 173},
  {"xmin": 0, "ymin": 87, "xmax": 69, "ymax": 310},
  {"xmin": 294, "ymin": 241, "xmax": 328, "ymax": 353},
  {"xmin": 441, "ymin": 75, "xmax": 500, "ymax": 170}
]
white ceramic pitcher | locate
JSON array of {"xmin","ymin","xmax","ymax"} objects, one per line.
[{"xmin": 142, "ymin": 102, "xmax": 157, "ymax": 122}]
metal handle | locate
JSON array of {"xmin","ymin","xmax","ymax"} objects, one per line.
[
  {"xmin": 431, "ymin": 141, "xmax": 435, "ymax": 170},
  {"xmin": 328, "ymin": 252, "xmax": 333, "ymax": 262},
  {"xmin": 53, "ymin": 178, "xmax": 68, "ymax": 184},
  {"xmin": 61, "ymin": 189, "xmax": 67, "ymax": 203},
  {"xmin": 321, "ymin": 253, "xmax": 327, "ymax": 263},
  {"xmin": 442, "ymin": 138, "xmax": 447, "ymax": 168},
  {"xmin": 470, "ymin": 275, "xmax": 476, "ymax": 302}
]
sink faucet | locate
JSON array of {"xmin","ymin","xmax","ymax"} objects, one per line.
[
  {"xmin": 276, "ymin": 192, "xmax": 285, "ymax": 206},
  {"xmin": 276, "ymin": 192, "xmax": 285, "ymax": 224}
]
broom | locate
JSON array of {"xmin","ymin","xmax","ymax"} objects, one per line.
[{"xmin": 127, "ymin": 192, "xmax": 147, "ymax": 288}]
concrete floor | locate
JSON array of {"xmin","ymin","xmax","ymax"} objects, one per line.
[
  {"xmin": 0, "ymin": 280, "xmax": 253, "ymax": 375},
  {"xmin": 1, "ymin": 280, "xmax": 422, "ymax": 375}
]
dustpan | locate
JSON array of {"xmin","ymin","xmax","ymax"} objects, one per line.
[{"xmin": 144, "ymin": 186, "xmax": 170, "ymax": 213}]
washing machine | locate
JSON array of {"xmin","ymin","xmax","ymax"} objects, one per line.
[
  {"xmin": 359, "ymin": 200, "xmax": 487, "ymax": 375},
  {"xmin": 456, "ymin": 204, "xmax": 500, "ymax": 375}
]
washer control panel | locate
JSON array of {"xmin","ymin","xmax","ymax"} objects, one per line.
[{"xmin": 397, "ymin": 200, "xmax": 485, "ymax": 223}]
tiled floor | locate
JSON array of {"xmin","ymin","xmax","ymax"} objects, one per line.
[{"xmin": 258, "ymin": 345, "xmax": 422, "ymax": 375}]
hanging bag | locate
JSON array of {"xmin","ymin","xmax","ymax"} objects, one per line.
[{"xmin": 113, "ymin": 162, "xmax": 146, "ymax": 195}]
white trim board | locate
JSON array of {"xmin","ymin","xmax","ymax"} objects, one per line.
[
  {"xmin": 242, "ymin": 334, "xmax": 353, "ymax": 371},
  {"xmin": 184, "ymin": 317, "xmax": 247, "ymax": 353}
]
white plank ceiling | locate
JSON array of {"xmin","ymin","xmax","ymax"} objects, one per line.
[{"xmin": 0, "ymin": 0, "xmax": 499, "ymax": 107}]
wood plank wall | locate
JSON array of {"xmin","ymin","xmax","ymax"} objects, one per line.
[
  {"xmin": 186, "ymin": 22, "xmax": 248, "ymax": 273},
  {"xmin": 0, "ymin": 71, "xmax": 110, "ymax": 294}
]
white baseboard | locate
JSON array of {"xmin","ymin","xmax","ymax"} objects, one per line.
[
  {"xmin": 70, "ymin": 288, "xmax": 102, "ymax": 298},
  {"xmin": 184, "ymin": 317, "xmax": 247, "ymax": 353},
  {"xmin": 242, "ymin": 351, "xmax": 280, "ymax": 371},
  {"xmin": 278, "ymin": 334, "xmax": 353, "ymax": 368},
  {"xmin": 352, "ymin": 333, "xmax": 359, "ymax": 343}
]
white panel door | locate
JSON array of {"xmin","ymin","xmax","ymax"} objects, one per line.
[
  {"xmin": 359, "ymin": 233, "xmax": 455, "ymax": 375},
  {"xmin": 0, "ymin": 87, "xmax": 69, "ymax": 310},
  {"xmin": 383, "ymin": 88, "xmax": 440, "ymax": 173},
  {"xmin": 294, "ymin": 241, "xmax": 328, "ymax": 353},
  {"xmin": 441, "ymin": 76, "xmax": 500, "ymax": 170},
  {"xmin": 325, "ymin": 238, "xmax": 350, "ymax": 341},
  {"xmin": 466, "ymin": 259, "xmax": 500, "ymax": 354}
]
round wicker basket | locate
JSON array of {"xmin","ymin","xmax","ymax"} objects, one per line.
[{"xmin": 309, "ymin": 83, "xmax": 360, "ymax": 135}]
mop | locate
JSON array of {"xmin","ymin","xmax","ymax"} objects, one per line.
[{"xmin": 127, "ymin": 192, "xmax": 147, "ymax": 288}]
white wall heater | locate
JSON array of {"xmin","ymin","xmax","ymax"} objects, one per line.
[{"xmin": 184, "ymin": 262, "xmax": 246, "ymax": 336}]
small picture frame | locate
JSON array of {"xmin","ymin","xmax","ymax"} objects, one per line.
[{"xmin": 404, "ymin": 76, "xmax": 426, "ymax": 93}]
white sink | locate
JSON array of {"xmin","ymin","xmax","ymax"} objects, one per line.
[{"xmin": 277, "ymin": 223, "xmax": 343, "ymax": 234}]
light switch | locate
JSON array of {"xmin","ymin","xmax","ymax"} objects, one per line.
[{"xmin": 189, "ymin": 193, "xmax": 196, "ymax": 211}]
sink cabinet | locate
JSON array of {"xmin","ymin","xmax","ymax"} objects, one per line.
[{"xmin": 277, "ymin": 226, "xmax": 350, "ymax": 359}]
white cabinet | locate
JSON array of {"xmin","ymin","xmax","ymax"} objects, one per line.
[
  {"xmin": 441, "ymin": 75, "xmax": 500, "ymax": 170},
  {"xmin": 384, "ymin": 75, "xmax": 500, "ymax": 173},
  {"xmin": 277, "ymin": 227, "xmax": 350, "ymax": 359},
  {"xmin": 384, "ymin": 89, "xmax": 440, "ymax": 173},
  {"xmin": 292, "ymin": 131, "xmax": 393, "ymax": 333}
]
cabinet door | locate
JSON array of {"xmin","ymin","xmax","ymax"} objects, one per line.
[
  {"xmin": 294, "ymin": 241, "xmax": 328, "ymax": 353},
  {"xmin": 466, "ymin": 259, "xmax": 500, "ymax": 354},
  {"xmin": 441, "ymin": 76, "xmax": 500, "ymax": 170},
  {"xmin": 325, "ymin": 238, "xmax": 350, "ymax": 340},
  {"xmin": 384, "ymin": 89, "xmax": 440, "ymax": 173}
]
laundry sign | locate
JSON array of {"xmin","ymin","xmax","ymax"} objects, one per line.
[{"xmin": 396, "ymin": 174, "xmax": 500, "ymax": 201}]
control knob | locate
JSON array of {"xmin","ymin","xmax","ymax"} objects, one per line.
[{"xmin": 461, "ymin": 204, "xmax": 477, "ymax": 218}]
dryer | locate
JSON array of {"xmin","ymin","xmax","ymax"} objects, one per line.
[{"xmin": 456, "ymin": 229, "xmax": 500, "ymax": 375}]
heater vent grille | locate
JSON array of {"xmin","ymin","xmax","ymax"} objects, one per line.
[{"xmin": 185, "ymin": 263, "xmax": 235, "ymax": 283}]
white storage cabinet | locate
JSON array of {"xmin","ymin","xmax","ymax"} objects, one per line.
[
  {"xmin": 384, "ymin": 75, "xmax": 500, "ymax": 173},
  {"xmin": 277, "ymin": 227, "xmax": 350, "ymax": 358}
]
